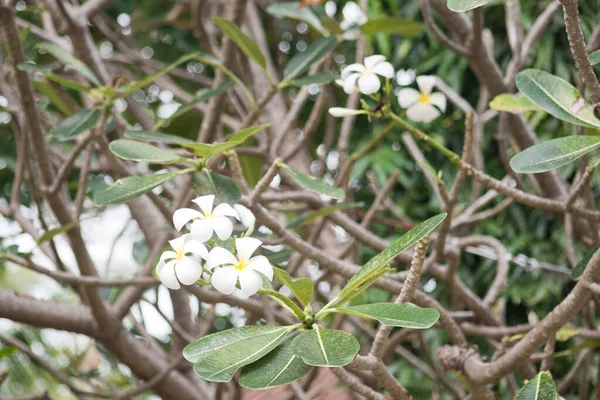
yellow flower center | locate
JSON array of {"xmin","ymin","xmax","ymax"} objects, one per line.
[
  {"xmin": 176, "ymin": 249, "xmax": 185, "ymax": 261},
  {"xmin": 419, "ymin": 93, "xmax": 431, "ymax": 104},
  {"xmin": 362, "ymin": 68, "xmax": 373, "ymax": 77},
  {"xmin": 234, "ymin": 259, "xmax": 248, "ymax": 271}
]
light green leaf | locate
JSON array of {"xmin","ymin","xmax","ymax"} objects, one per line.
[
  {"xmin": 267, "ymin": 2, "xmax": 329, "ymax": 37},
  {"xmin": 290, "ymin": 327, "xmax": 359, "ymax": 367},
  {"xmin": 489, "ymin": 94, "xmax": 541, "ymax": 113},
  {"xmin": 510, "ymin": 135, "xmax": 600, "ymax": 173},
  {"xmin": 283, "ymin": 37, "xmax": 338, "ymax": 82},
  {"xmin": 572, "ymin": 244, "xmax": 600, "ymax": 280},
  {"xmin": 32, "ymin": 80, "xmax": 73, "ymax": 116},
  {"xmin": 589, "ymin": 49, "xmax": 600, "ymax": 65},
  {"xmin": 273, "ymin": 267, "xmax": 314, "ymax": 306},
  {"xmin": 447, "ymin": 0, "xmax": 495, "ymax": 12},
  {"xmin": 184, "ymin": 325, "xmax": 294, "ymax": 382},
  {"xmin": 360, "ymin": 17, "xmax": 422, "ymax": 36},
  {"xmin": 213, "ymin": 17, "xmax": 266, "ymax": 71},
  {"xmin": 124, "ymin": 130, "xmax": 196, "ymax": 145},
  {"xmin": 239, "ymin": 153, "xmax": 264, "ymax": 187},
  {"xmin": 283, "ymin": 165, "xmax": 345, "ymax": 199},
  {"xmin": 290, "ymin": 71, "xmax": 337, "ymax": 87},
  {"xmin": 335, "ymin": 213, "xmax": 446, "ymax": 305},
  {"xmin": 109, "ymin": 139, "xmax": 183, "ymax": 164},
  {"xmin": 50, "ymin": 108, "xmax": 101, "ymax": 141},
  {"xmin": 191, "ymin": 170, "xmax": 241, "ymax": 204},
  {"xmin": 36, "ymin": 42, "xmax": 100, "ymax": 85},
  {"xmin": 37, "ymin": 222, "xmax": 78, "ymax": 245},
  {"xmin": 288, "ymin": 202, "xmax": 363, "ymax": 228},
  {"xmin": 514, "ymin": 371, "xmax": 557, "ymax": 400},
  {"xmin": 516, "ymin": 69, "xmax": 600, "ymax": 129},
  {"xmin": 93, "ymin": 171, "xmax": 183, "ymax": 206},
  {"xmin": 18, "ymin": 63, "xmax": 92, "ymax": 93},
  {"xmin": 337, "ymin": 302, "xmax": 440, "ymax": 329},
  {"xmin": 240, "ymin": 339, "xmax": 311, "ymax": 389},
  {"xmin": 183, "ymin": 124, "xmax": 270, "ymax": 159}
]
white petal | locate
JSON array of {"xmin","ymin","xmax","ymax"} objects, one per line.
[
  {"xmin": 190, "ymin": 219, "xmax": 214, "ymax": 242},
  {"xmin": 429, "ymin": 92, "xmax": 447, "ymax": 112},
  {"xmin": 235, "ymin": 237, "xmax": 263, "ymax": 261},
  {"xmin": 158, "ymin": 260, "xmax": 180, "ymax": 290},
  {"xmin": 184, "ymin": 239, "xmax": 209, "ymax": 260},
  {"xmin": 341, "ymin": 29, "xmax": 361, "ymax": 41},
  {"xmin": 213, "ymin": 203, "xmax": 239, "ymax": 219},
  {"xmin": 211, "ymin": 266, "xmax": 238, "ymax": 295},
  {"xmin": 407, "ymin": 103, "xmax": 441, "ymax": 123},
  {"xmin": 233, "ymin": 204, "xmax": 256, "ymax": 228},
  {"xmin": 397, "ymin": 88, "xmax": 421, "ymax": 108},
  {"xmin": 342, "ymin": 2, "xmax": 362, "ymax": 24},
  {"xmin": 341, "ymin": 64, "xmax": 365, "ymax": 80},
  {"xmin": 205, "ymin": 247, "xmax": 238, "ymax": 270},
  {"xmin": 343, "ymin": 73, "xmax": 361, "ymax": 94},
  {"xmin": 416, "ymin": 75, "xmax": 437, "ymax": 95},
  {"xmin": 192, "ymin": 195, "xmax": 215, "ymax": 216},
  {"xmin": 373, "ymin": 62, "xmax": 394, "ymax": 79},
  {"xmin": 213, "ymin": 217, "xmax": 234, "ymax": 241},
  {"xmin": 175, "ymin": 257, "xmax": 203, "ymax": 285},
  {"xmin": 364, "ymin": 55, "xmax": 386, "ymax": 70},
  {"xmin": 328, "ymin": 107, "xmax": 365, "ymax": 118},
  {"xmin": 158, "ymin": 251, "xmax": 177, "ymax": 266},
  {"xmin": 396, "ymin": 69, "xmax": 415, "ymax": 86},
  {"xmin": 168, "ymin": 235, "xmax": 187, "ymax": 252},
  {"xmin": 340, "ymin": 20, "xmax": 353, "ymax": 31},
  {"xmin": 172, "ymin": 208, "xmax": 202, "ymax": 231},
  {"xmin": 238, "ymin": 270, "xmax": 263, "ymax": 296},
  {"xmin": 246, "ymin": 255, "xmax": 273, "ymax": 281},
  {"xmin": 358, "ymin": 73, "xmax": 381, "ymax": 95}
]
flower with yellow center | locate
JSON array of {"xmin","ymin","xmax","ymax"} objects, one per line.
[
  {"xmin": 397, "ymin": 75, "xmax": 447, "ymax": 123},
  {"xmin": 205, "ymin": 237, "xmax": 273, "ymax": 296},
  {"xmin": 156, "ymin": 234, "xmax": 208, "ymax": 290},
  {"xmin": 173, "ymin": 195, "xmax": 239, "ymax": 242},
  {"xmin": 340, "ymin": 55, "xmax": 394, "ymax": 95}
]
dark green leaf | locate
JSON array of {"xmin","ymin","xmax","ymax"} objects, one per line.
[
  {"xmin": 283, "ymin": 37, "xmax": 337, "ymax": 81},
  {"xmin": 124, "ymin": 130, "xmax": 196, "ymax": 144},
  {"xmin": 18, "ymin": 63, "xmax": 92, "ymax": 93},
  {"xmin": 360, "ymin": 17, "xmax": 422, "ymax": 36},
  {"xmin": 290, "ymin": 327, "xmax": 359, "ymax": 367},
  {"xmin": 192, "ymin": 170, "xmax": 241, "ymax": 204},
  {"xmin": 266, "ymin": 2, "xmax": 329, "ymax": 37},
  {"xmin": 337, "ymin": 302, "xmax": 440, "ymax": 328},
  {"xmin": 510, "ymin": 135, "xmax": 600, "ymax": 173},
  {"xmin": 183, "ymin": 124, "xmax": 270, "ymax": 159},
  {"xmin": 572, "ymin": 245, "xmax": 600, "ymax": 280},
  {"xmin": 50, "ymin": 108, "xmax": 101, "ymax": 141},
  {"xmin": 287, "ymin": 203, "xmax": 363, "ymax": 229},
  {"xmin": 32, "ymin": 80, "xmax": 73, "ymax": 116},
  {"xmin": 290, "ymin": 71, "xmax": 337, "ymax": 87},
  {"xmin": 447, "ymin": 0, "xmax": 495, "ymax": 12},
  {"xmin": 109, "ymin": 139, "xmax": 183, "ymax": 164},
  {"xmin": 36, "ymin": 42, "xmax": 100, "ymax": 85},
  {"xmin": 213, "ymin": 17, "xmax": 266, "ymax": 71},
  {"xmin": 93, "ymin": 171, "xmax": 182, "ymax": 206},
  {"xmin": 589, "ymin": 49, "xmax": 600, "ymax": 65},
  {"xmin": 514, "ymin": 371, "xmax": 557, "ymax": 400},
  {"xmin": 273, "ymin": 267, "xmax": 314, "ymax": 306},
  {"xmin": 283, "ymin": 165, "xmax": 345, "ymax": 199}
]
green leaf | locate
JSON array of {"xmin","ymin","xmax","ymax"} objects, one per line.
[
  {"xmin": 572, "ymin": 245, "xmax": 600, "ymax": 280},
  {"xmin": 283, "ymin": 37, "xmax": 337, "ymax": 82},
  {"xmin": 290, "ymin": 327, "xmax": 359, "ymax": 367},
  {"xmin": 153, "ymin": 80, "xmax": 235, "ymax": 129},
  {"xmin": 510, "ymin": 135, "xmax": 600, "ymax": 173},
  {"xmin": 589, "ymin": 49, "xmax": 600, "ymax": 65},
  {"xmin": 32, "ymin": 80, "xmax": 73, "ymax": 116},
  {"xmin": 213, "ymin": 17, "xmax": 266, "ymax": 71},
  {"xmin": 335, "ymin": 213, "xmax": 446, "ymax": 304},
  {"xmin": 124, "ymin": 130, "xmax": 196, "ymax": 145},
  {"xmin": 93, "ymin": 171, "xmax": 183, "ymax": 206},
  {"xmin": 360, "ymin": 17, "xmax": 422, "ymax": 36},
  {"xmin": 337, "ymin": 303, "xmax": 440, "ymax": 329},
  {"xmin": 184, "ymin": 325, "xmax": 294, "ymax": 382},
  {"xmin": 238, "ymin": 153, "xmax": 264, "ymax": 187},
  {"xmin": 273, "ymin": 267, "xmax": 314, "ymax": 306},
  {"xmin": 283, "ymin": 165, "xmax": 345, "ymax": 199},
  {"xmin": 18, "ymin": 63, "xmax": 92, "ymax": 93},
  {"xmin": 109, "ymin": 139, "xmax": 183, "ymax": 164},
  {"xmin": 50, "ymin": 108, "xmax": 101, "ymax": 141},
  {"xmin": 266, "ymin": 2, "xmax": 329, "ymax": 37},
  {"xmin": 36, "ymin": 42, "xmax": 100, "ymax": 85},
  {"xmin": 37, "ymin": 222, "xmax": 78, "ymax": 245},
  {"xmin": 489, "ymin": 94, "xmax": 541, "ymax": 113},
  {"xmin": 240, "ymin": 338, "xmax": 311, "ymax": 389},
  {"xmin": 516, "ymin": 69, "xmax": 600, "ymax": 129},
  {"xmin": 183, "ymin": 124, "xmax": 270, "ymax": 159},
  {"xmin": 288, "ymin": 202, "xmax": 363, "ymax": 229},
  {"xmin": 290, "ymin": 71, "xmax": 337, "ymax": 87},
  {"xmin": 191, "ymin": 170, "xmax": 241, "ymax": 204},
  {"xmin": 447, "ymin": 0, "xmax": 495, "ymax": 12},
  {"xmin": 514, "ymin": 371, "xmax": 557, "ymax": 400}
]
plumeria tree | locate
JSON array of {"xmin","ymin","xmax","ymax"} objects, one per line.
[{"xmin": 1, "ymin": 0, "xmax": 600, "ymax": 399}]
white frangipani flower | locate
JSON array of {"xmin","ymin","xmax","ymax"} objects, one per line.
[
  {"xmin": 328, "ymin": 107, "xmax": 367, "ymax": 118},
  {"xmin": 173, "ymin": 195, "xmax": 239, "ymax": 242},
  {"xmin": 205, "ymin": 237, "xmax": 273, "ymax": 296},
  {"xmin": 395, "ymin": 69, "xmax": 415, "ymax": 86},
  {"xmin": 341, "ymin": 55, "xmax": 394, "ymax": 95},
  {"xmin": 397, "ymin": 75, "xmax": 447, "ymax": 123},
  {"xmin": 233, "ymin": 204, "xmax": 256, "ymax": 228},
  {"xmin": 340, "ymin": 1, "xmax": 367, "ymax": 41},
  {"xmin": 156, "ymin": 234, "xmax": 208, "ymax": 290}
]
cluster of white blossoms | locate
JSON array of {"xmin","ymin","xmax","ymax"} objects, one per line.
[
  {"xmin": 331, "ymin": 56, "xmax": 447, "ymax": 123},
  {"xmin": 156, "ymin": 195, "xmax": 273, "ymax": 297}
]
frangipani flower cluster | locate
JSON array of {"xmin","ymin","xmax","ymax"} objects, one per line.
[
  {"xmin": 156, "ymin": 195, "xmax": 272, "ymax": 297},
  {"xmin": 339, "ymin": 1, "xmax": 367, "ymax": 41},
  {"xmin": 331, "ymin": 56, "xmax": 447, "ymax": 123}
]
